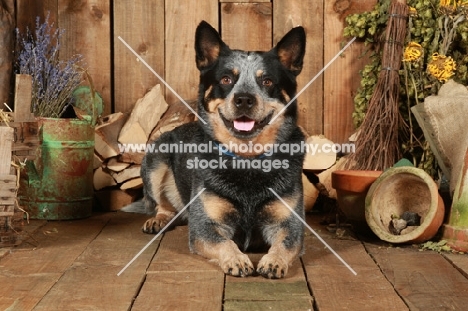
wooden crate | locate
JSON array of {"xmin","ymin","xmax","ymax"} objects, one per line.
[
  {"xmin": 0, "ymin": 126, "xmax": 25, "ymax": 247},
  {"xmin": 0, "ymin": 174, "xmax": 24, "ymax": 247},
  {"xmin": 1, "ymin": 120, "xmax": 39, "ymax": 162}
]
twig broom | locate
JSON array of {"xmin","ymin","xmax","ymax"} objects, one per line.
[{"xmin": 347, "ymin": 0, "xmax": 408, "ymax": 170}]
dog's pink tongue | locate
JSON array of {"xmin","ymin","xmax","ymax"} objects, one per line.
[{"xmin": 233, "ymin": 119, "xmax": 255, "ymax": 131}]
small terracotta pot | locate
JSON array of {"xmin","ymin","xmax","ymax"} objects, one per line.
[
  {"xmin": 365, "ymin": 166, "xmax": 445, "ymax": 243},
  {"xmin": 331, "ymin": 170, "xmax": 382, "ymax": 232}
]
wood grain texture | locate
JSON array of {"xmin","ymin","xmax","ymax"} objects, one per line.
[
  {"xmin": 113, "ymin": 0, "xmax": 165, "ymax": 113},
  {"xmin": 220, "ymin": 0, "xmax": 270, "ymax": 2},
  {"xmin": 0, "ymin": 216, "xmax": 109, "ymax": 310},
  {"xmin": 302, "ymin": 215, "xmax": 408, "ymax": 310},
  {"xmin": 147, "ymin": 225, "xmax": 220, "ymax": 273},
  {"xmin": 0, "ymin": 127, "xmax": 14, "ymax": 175},
  {"xmin": 16, "ymin": 0, "xmax": 58, "ymax": 33},
  {"xmin": 323, "ymin": 0, "xmax": 377, "ymax": 143},
  {"xmin": 58, "ymin": 0, "xmax": 112, "ymax": 115},
  {"xmin": 273, "ymin": 0, "xmax": 324, "ymax": 136},
  {"xmin": 133, "ymin": 271, "xmax": 224, "ymax": 311},
  {"xmin": 444, "ymin": 253, "xmax": 468, "ymax": 278},
  {"xmin": 0, "ymin": 174, "xmax": 16, "ymax": 211},
  {"xmin": 13, "ymin": 74, "xmax": 34, "ymax": 122},
  {"xmin": 140, "ymin": 225, "xmax": 225, "ymax": 310},
  {"xmin": 221, "ymin": 2, "xmax": 272, "ymax": 51},
  {"xmin": 367, "ymin": 244, "xmax": 468, "ymax": 310},
  {"xmin": 224, "ymin": 253, "xmax": 312, "ymax": 310},
  {"xmin": 164, "ymin": 0, "xmax": 218, "ymax": 104},
  {"xmin": 32, "ymin": 213, "xmax": 159, "ymax": 311}
]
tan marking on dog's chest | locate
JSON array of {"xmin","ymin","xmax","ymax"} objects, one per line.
[
  {"xmin": 148, "ymin": 163, "xmax": 184, "ymax": 212},
  {"xmin": 162, "ymin": 169, "xmax": 184, "ymax": 211},
  {"xmin": 264, "ymin": 191, "xmax": 301, "ymax": 221},
  {"xmin": 148, "ymin": 164, "xmax": 169, "ymax": 205},
  {"xmin": 201, "ymin": 192, "xmax": 237, "ymax": 222}
]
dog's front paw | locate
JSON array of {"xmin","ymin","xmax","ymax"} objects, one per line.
[
  {"xmin": 220, "ymin": 253, "xmax": 254, "ymax": 277},
  {"xmin": 141, "ymin": 213, "xmax": 174, "ymax": 234},
  {"xmin": 257, "ymin": 253, "xmax": 289, "ymax": 279}
]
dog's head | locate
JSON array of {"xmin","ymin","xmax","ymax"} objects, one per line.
[{"xmin": 194, "ymin": 21, "xmax": 306, "ymax": 153}]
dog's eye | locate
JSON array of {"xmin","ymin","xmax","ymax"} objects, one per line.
[
  {"xmin": 220, "ymin": 76, "xmax": 233, "ymax": 85},
  {"xmin": 262, "ymin": 78, "xmax": 273, "ymax": 87}
]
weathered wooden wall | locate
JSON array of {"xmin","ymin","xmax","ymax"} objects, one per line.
[{"xmin": 15, "ymin": 0, "xmax": 376, "ymax": 143}]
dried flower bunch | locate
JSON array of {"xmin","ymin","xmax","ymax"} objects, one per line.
[
  {"xmin": 16, "ymin": 14, "xmax": 83, "ymax": 118},
  {"xmin": 344, "ymin": 0, "xmax": 468, "ymax": 176}
]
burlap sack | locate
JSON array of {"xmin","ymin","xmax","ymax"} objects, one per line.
[{"xmin": 412, "ymin": 80, "xmax": 468, "ymax": 193}]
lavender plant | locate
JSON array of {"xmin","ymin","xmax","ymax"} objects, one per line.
[{"xmin": 16, "ymin": 14, "xmax": 83, "ymax": 118}]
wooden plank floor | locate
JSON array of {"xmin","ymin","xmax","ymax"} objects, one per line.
[{"xmin": 1, "ymin": 211, "xmax": 468, "ymax": 310}]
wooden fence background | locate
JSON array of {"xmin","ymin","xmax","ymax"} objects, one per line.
[{"xmin": 13, "ymin": 0, "xmax": 376, "ymax": 143}]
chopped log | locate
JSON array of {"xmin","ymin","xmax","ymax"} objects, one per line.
[
  {"xmin": 148, "ymin": 99, "xmax": 197, "ymax": 142},
  {"xmin": 93, "ymin": 166, "xmax": 117, "ymax": 191},
  {"xmin": 303, "ymin": 135, "xmax": 337, "ymax": 170},
  {"xmin": 119, "ymin": 84, "xmax": 169, "ymax": 144},
  {"xmin": 106, "ymin": 157, "xmax": 131, "ymax": 172},
  {"xmin": 95, "ymin": 112, "xmax": 129, "ymax": 159},
  {"xmin": 118, "ymin": 152, "xmax": 145, "ymax": 165},
  {"xmin": 13, "ymin": 74, "xmax": 35, "ymax": 122},
  {"xmin": 112, "ymin": 165, "xmax": 141, "ymax": 184},
  {"xmin": 303, "ymin": 173, "xmax": 319, "ymax": 212},
  {"xmin": 120, "ymin": 177, "xmax": 143, "ymax": 190},
  {"xmin": 318, "ymin": 157, "xmax": 348, "ymax": 200},
  {"xmin": 95, "ymin": 188, "xmax": 142, "ymax": 211},
  {"xmin": 93, "ymin": 153, "xmax": 103, "ymax": 170}
]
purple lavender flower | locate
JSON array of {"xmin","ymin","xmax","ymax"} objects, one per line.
[{"xmin": 16, "ymin": 13, "xmax": 84, "ymax": 118}]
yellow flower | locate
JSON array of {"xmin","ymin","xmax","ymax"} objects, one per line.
[
  {"xmin": 458, "ymin": 0, "xmax": 468, "ymax": 9},
  {"xmin": 408, "ymin": 6, "xmax": 418, "ymax": 16},
  {"xmin": 427, "ymin": 53, "xmax": 457, "ymax": 82},
  {"xmin": 403, "ymin": 42, "xmax": 423, "ymax": 62},
  {"xmin": 440, "ymin": 0, "xmax": 456, "ymax": 7}
]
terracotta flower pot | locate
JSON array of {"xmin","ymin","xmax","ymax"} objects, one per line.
[
  {"xmin": 331, "ymin": 170, "xmax": 382, "ymax": 232},
  {"xmin": 365, "ymin": 166, "xmax": 445, "ymax": 244}
]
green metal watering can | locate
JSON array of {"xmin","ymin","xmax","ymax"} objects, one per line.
[{"xmin": 19, "ymin": 87, "xmax": 102, "ymax": 220}]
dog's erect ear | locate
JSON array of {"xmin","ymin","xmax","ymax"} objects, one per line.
[
  {"xmin": 273, "ymin": 26, "xmax": 306, "ymax": 76},
  {"xmin": 195, "ymin": 21, "xmax": 228, "ymax": 70}
]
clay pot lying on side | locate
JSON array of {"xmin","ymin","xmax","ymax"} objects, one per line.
[{"xmin": 365, "ymin": 166, "xmax": 445, "ymax": 244}]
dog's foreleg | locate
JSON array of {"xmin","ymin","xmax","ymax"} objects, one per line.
[
  {"xmin": 192, "ymin": 239, "xmax": 255, "ymax": 277},
  {"xmin": 257, "ymin": 194, "xmax": 304, "ymax": 279},
  {"xmin": 189, "ymin": 191, "xmax": 254, "ymax": 277},
  {"xmin": 142, "ymin": 163, "xmax": 183, "ymax": 234},
  {"xmin": 256, "ymin": 227, "xmax": 303, "ymax": 279}
]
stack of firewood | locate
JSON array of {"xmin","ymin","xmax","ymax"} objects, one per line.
[{"xmin": 93, "ymin": 84, "xmax": 196, "ymax": 210}]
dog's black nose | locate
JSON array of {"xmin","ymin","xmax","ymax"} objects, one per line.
[{"xmin": 234, "ymin": 93, "xmax": 256, "ymax": 110}]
